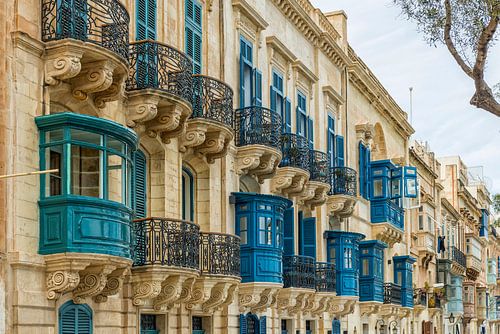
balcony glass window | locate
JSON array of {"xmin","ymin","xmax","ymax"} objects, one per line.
[
  {"xmin": 373, "ymin": 179, "xmax": 383, "ymax": 197},
  {"xmin": 258, "ymin": 216, "xmax": 273, "ymax": 245},
  {"xmin": 344, "ymin": 247, "xmax": 352, "ymax": 269},
  {"xmin": 276, "ymin": 218, "xmax": 283, "ymax": 248},
  {"xmin": 40, "ymin": 122, "xmax": 134, "ymax": 206},
  {"xmin": 239, "ymin": 216, "xmax": 248, "ymax": 245},
  {"xmin": 361, "ymin": 259, "xmax": 370, "ymax": 276},
  {"xmin": 419, "ymin": 214, "xmax": 424, "ymax": 230}
]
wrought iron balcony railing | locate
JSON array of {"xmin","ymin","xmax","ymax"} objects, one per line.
[
  {"xmin": 199, "ymin": 232, "xmax": 240, "ymax": 278},
  {"xmin": 414, "ymin": 288, "xmax": 427, "ymax": 307},
  {"xmin": 309, "ymin": 150, "xmax": 329, "ymax": 183},
  {"xmin": 283, "ymin": 255, "xmax": 316, "ymax": 289},
  {"xmin": 191, "ymin": 75, "xmax": 234, "ymax": 128},
  {"xmin": 279, "ymin": 133, "xmax": 310, "ymax": 171},
  {"xmin": 133, "ymin": 218, "xmax": 199, "ymax": 270},
  {"xmin": 451, "ymin": 246, "xmax": 466, "ymax": 268},
  {"xmin": 127, "ymin": 40, "xmax": 193, "ymax": 103},
  {"xmin": 328, "ymin": 167, "xmax": 357, "ymax": 196},
  {"xmin": 428, "ymin": 292, "xmax": 443, "ymax": 308},
  {"xmin": 41, "ymin": 0, "xmax": 130, "ymax": 60},
  {"xmin": 315, "ymin": 262, "xmax": 336, "ymax": 292},
  {"xmin": 234, "ymin": 106, "xmax": 282, "ymax": 150},
  {"xmin": 383, "ymin": 283, "xmax": 402, "ymax": 305}
]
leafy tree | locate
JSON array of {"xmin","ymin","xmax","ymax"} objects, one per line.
[
  {"xmin": 493, "ymin": 193, "xmax": 500, "ymax": 226},
  {"xmin": 393, "ymin": 0, "xmax": 500, "ymax": 117}
]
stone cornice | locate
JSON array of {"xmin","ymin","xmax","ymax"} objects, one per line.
[
  {"xmin": 410, "ymin": 147, "xmax": 439, "ymax": 180},
  {"xmin": 269, "ymin": 0, "xmax": 349, "ymax": 69},
  {"xmin": 266, "ymin": 36, "xmax": 296, "ymax": 63},
  {"xmin": 11, "ymin": 31, "xmax": 44, "ymax": 56},
  {"xmin": 322, "ymin": 85, "xmax": 344, "ymax": 107},
  {"xmin": 232, "ymin": 0, "xmax": 268, "ymax": 30},
  {"xmin": 293, "ymin": 60, "xmax": 318, "ymax": 83},
  {"xmin": 348, "ymin": 46, "xmax": 414, "ymax": 139},
  {"xmin": 441, "ymin": 197, "xmax": 461, "ymax": 222}
]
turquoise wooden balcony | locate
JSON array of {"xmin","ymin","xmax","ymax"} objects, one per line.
[{"xmin": 36, "ymin": 113, "xmax": 138, "ymax": 258}]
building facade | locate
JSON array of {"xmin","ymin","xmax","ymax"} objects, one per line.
[{"xmin": 0, "ymin": 0, "xmax": 497, "ymax": 333}]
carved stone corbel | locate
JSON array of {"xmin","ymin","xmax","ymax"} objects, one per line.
[
  {"xmin": 297, "ymin": 182, "xmax": 318, "ymax": 205},
  {"xmin": 180, "ymin": 124, "xmax": 208, "ymax": 152},
  {"xmin": 153, "ymin": 276, "xmax": 183, "ymax": 311},
  {"xmin": 329, "ymin": 297, "xmax": 357, "ymax": 317},
  {"xmin": 326, "ymin": 195, "xmax": 357, "ymax": 218},
  {"xmin": 186, "ymin": 280, "xmax": 216, "ymax": 310},
  {"xmin": 196, "ymin": 131, "xmax": 229, "ymax": 163},
  {"xmin": 44, "ymin": 45, "xmax": 84, "ymax": 85},
  {"xmin": 359, "ymin": 302, "xmax": 381, "ymax": 316},
  {"xmin": 71, "ymin": 60, "xmax": 116, "ymax": 101},
  {"xmin": 94, "ymin": 267, "xmax": 127, "ymax": 303},
  {"xmin": 177, "ymin": 277, "xmax": 196, "ymax": 304},
  {"xmin": 202, "ymin": 282, "xmax": 232, "ymax": 312},
  {"xmin": 311, "ymin": 296, "xmax": 330, "ymax": 315},
  {"xmin": 252, "ymin": 153, "xmax": 281, "ymax": 183},
  {"xmin": 94, "ymin": 75, "xmax": 125, "ymax": 109},
  {"xmin": 236, "ymin": 152, "xmax": 262, "ymax": 175},
  {"xmin": 287, "ymin": 292, "xmax": 308, "ymax": 315},
  {"xmin": 305, "ymin": 184, "xmax": 330, "ymax": 209},
  {"xmin": 355, "ymin": 123, "xmax": 374, "ymax": 147},
  {"xmin": 284, "ymin": 173, "xmax": 309, "ymax": 197},
  {"xmin": 132, "ymin": 280, "xmax": 164, "ymax": 306},
  {"xmin": 73, "ymin": 265, "xmax": 116, "ymax": 304},
  {"xmin": 271, "ymin": 169, "xmax": 296, "ymax": 194},
  {"xmin": 47, "ymin": 270, "xmax": 82, "ymax": 300},
  {"xmin": 250, "ymin": 288, "xmax": 276, "ymax": 313}
]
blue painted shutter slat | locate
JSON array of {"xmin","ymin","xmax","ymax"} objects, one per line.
[
  {"xmin": 259, "ymin": 316, "xmax": 267, "ymax": 334},
  {"xmin": 296, "ymin": 106, "xmax": 300, "ymax": 135},
  {"xmin": 59, "ymin": 302, "xmax": 92, "ymax": 334},
  {"xmin": 359, "ymin": 142, "xmax": 365, "ymax": 198},
  {"xmin": 366, "ymin": 148, "xmax": 371, "ymax": 199},
  {"xmin": 239, "ymin": 40, "xmax": 246, "ymax": 108},
  {"xmin": 146, "ymin": 0, "xmax": 156, "ymax": 39},
  {"xmin": 134, "ymin": 151, "xmax": 147, "ymax": 218},
  {"xmin": 185, "ymin": 0, "xmax": 202, "ymax": 74},
  {"xmin": 77, "ymin": 308, "xmax": 91, "ymax": 333},
  {"xmin": 299, "ymin": 216, "xmax": 316, "ymax": 260},
  {"xmin": 283, "ymin": 207, "xmax": 294, "ymax": 256},
  {"xmin": 253, "ymin": 69, "xmax": 262, "ymax": 106},
  {"xmin": 61, "ymin": 308, "xmax": 76, "ymax": 333},
  {"xmin": 270, "ymin": 86, "xmax": 276, "ymax": 112},
  {"xmin": 335, "ymin": 135, "xmax": 344, "ymax": 167},
  {"xmin": 239, "ymin": 314, "xmax": 247, "ymax": 334},
  {"xmin": 307, "ymin": 117, "xmax": 314, "ymax": 148},
  {"xmin": 193, "ymin": 30, "xmax": 202, "ymax": 74},
  {"xmin": 136, "ymin": 0, "xmax": 147, "ymax": 40},
  {"xmin": 285, "ymin": 98, "xmax": 292, "ymax": 133}
]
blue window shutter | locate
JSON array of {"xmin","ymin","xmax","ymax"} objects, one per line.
[
  {"xmin": 185, "ymin": 0, "xmax": 202, "ymax": 74},
  {"xmin": 136, "ymin": 0, "xmax": 147, "ymax": 40},
  {"xmin": 253, "ymin": 69, "xmax": 262, "ymax": 106},
  {"xmin": 307, "ymin": 117, "xmax": 314, "ymax": 148},
  {"xmin": 146, "ymin": 0, "xmax": 156, "ymax": 39},
  {"xmin": 359, "ymin": 142, "xmax": 365, "ymax": 198},
  {"xmin": 239, "ymin": 40, "xmax": 246, "ymax": 108},
  {"xmin": 270, "ymin": 86, "xmax": 276, "ymax": 112},
  {"xmin": 299, "ymin": 216, "xmax": 316, "ymax": 260},
  {"xmin": 192, "ymin": 30, "xmax": 202, "ymax": 74},
  {"xmin": 327, "ymin": 116, "xmax": 335, "ymax": 167},
  {"xmin": 296, "ymin": 106, "xmax": 300, "ymax": 135},
  {"xmin": 366, "ymin": 148, "xmax": 371, "ymax": 199},
  {"xmin": 335, "ymin": 135, "xmax": 345, "ymax": 167},
  {"xmin": 332, "ymin": 319, "xmax": 341, "ymax": 334},
  {"xmin": 239, "ymin": 314, "xmax": 247, "ymax": 334},
  {"xmin": 59, "ymin": 301, "xmax": 92, "ymax": 334},
  {"xmin": 134, "ymin": 150, "xmax": 147, "ymax": 218},
  {"xmin": 283, "ymin": 207, "xmax": 294, "ymax": 256},
  {"xmin": 285, "ymin": 98, "xmax": 292, "ymax": 133},
  {"xmin": 259, "ymin": 316, "xmax": 266, "ymax": 334}
]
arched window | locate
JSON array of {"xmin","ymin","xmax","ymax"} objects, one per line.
[
  {"xmin": 59, "ymin": 301, "xmax": 92, "ymax": 334},
  {"xmin": 182, "ymin": 167, "xmax": 194, "ymax": 221}
]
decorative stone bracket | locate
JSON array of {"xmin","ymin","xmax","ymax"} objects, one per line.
[
  {"xmin": 359, "ymin": 302, "xmax": 382, "ymax": 317},
  {"xmin": 326, "ymin": 194, "xmax": 357, "ymax": 218},
  {"xmin": 304, "ymin": 182, "xmax": 330, "ymax": 209},
  {"xmin": 44, "ymin": 254, "xmax": 131, "ymax": 303},
  {"xmin": 127, "ymin": 90, "xmax": 192, "ymax": 144},
  {"xmin": 236, "ymin": 146, "xmax": 282, "ymax": 183},
  {"xmin": 238, "ymin": 283, "xmax": 281, "ymax": 314},
  {"xmin": 328, "ymin": 296, "xmax": 357, "ymax": 317},
  {"xmin": 184, "ymin": 276, "xmax": 239, "ymax": 312},
  {"xmin": 276, "ymin": 288, "xmax": 315, "ymax": 316},
  {"xmin": 180, "ymin": 119, "xmax": 233, "ymax": 164},
  {"xmin": 271, "ymin": 167, "xmax": 309, "ymax": 197},
  {"xmin": 372, "ymin": 223, "xmax": 403, "ymax": 247}
]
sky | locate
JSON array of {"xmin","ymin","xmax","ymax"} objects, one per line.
[{"xmin": 311, "ymin": 0, "xmax": 500, "ymax": 194}]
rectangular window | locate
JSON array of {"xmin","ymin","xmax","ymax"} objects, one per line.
[
  {"xmin": 344, "ymin": 247, "xmax": 352, "ymax": 269},
  {"xmin": 239, "ymin": 216, "xmax": 247, "ymax": 245},
  {"xmin": 185, "ymin": 0, "xmax": 202, "ymax": 73},
  {"xmin": 239, "ymin": 37, "xmax": 253, "ymax": 107},
  {"xmin": 362, "ymin": 259, "xmax": 370, "ymax": 276},
  {"xmin": 270, "ymin": 70, "xmax": 285, "ymax": 127},
  {"xmin": 107, "ymin": 153, "xmax": 125, "ymax": 204},
  {"xmin": 419, "ymin": 215, "xmax": 424, "ymax": 230},
  {"xmin": 276, "ymin": 219, "xmax": 283, "ymax": 248},
  {"xmin": 327, "ymin": 115, "xmax": 335, "ymax": 167},
  {"xmin": 373, "ymin": 179, "xmax": 383, "ymax": 197},
  {"xmin": 296, "ymin": 91, "xmax": 307, "ymax": 136},
  {"xmin": 259, "ymin": 216, "xmax": 272, "ymax": 245},
  {"xmin": 46, "ymin": 146, "xmax": 63, "ymax": 196},
  {"xmin": 71, "ymin": 146, "xmax": 102, "ymax": 198}
]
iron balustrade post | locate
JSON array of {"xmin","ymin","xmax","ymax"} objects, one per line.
[
  {"xmin": 191, "ymin": 75, "xmax": 234, "ymax": 127},
  {"xmin": 328, "ymin": 167, "xmax": 357, "ymax": 196},
  {"xmin": 283, "ymin": 255, "xmax": 316, "ymax": 289},
  {"xmin": 199, "ymin": 232, "xmax": 240, "ymax": 277},
  {"xmin": 309, "ymin": 150, "xmax": 329, "ymax": 183},
  {"xmin": 234, "ymin": 106, "xmax": 282, "ymax": 149},
  {"xmin": 279, "ymin": 134, "xmax": 310, "ymax": 171}
]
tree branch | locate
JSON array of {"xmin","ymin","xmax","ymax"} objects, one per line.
[{"xmin": 443, "ymin": 0, "xmax": 473, "ymax": 77}]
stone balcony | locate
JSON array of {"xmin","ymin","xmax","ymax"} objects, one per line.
[
  {"xmin": 300, "ymin": 150, "xmax": 331, "ymax": 209},
  {"xmin": 180, "ymin": 75, "xmax": 234, "ymax": 163},
  {"xmin": 130, "ymin": 218, "xmax": 241, "ymax": 312},
  {"xmin": 415, "ymin": 231, "xmax": 435, "ymax": 268},
  {"xmin": 42, "ymin": 0, "xmax": 130, "ymax": 111},
  {"xmin": 271, "ymin": 133, "xmax": 310, "ymax": 197},
  {"xmin": 466, "ymin": 254, "xmax": 482, "ymax": 280},
  {"xmin": 126, "ymin": 40, "xmax": 193, "ymax": 142},
  {"xmin": 325, "ymin": 166, "xmax": 358, "ymax": 218},
  {"xmin": 234, "ymin": 106, "xmax": 282, "ymax": 182}
]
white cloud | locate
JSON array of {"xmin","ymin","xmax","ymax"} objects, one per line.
[{"xmin": 312, "ymin": 0, "xmax": 500, "ymax": 194}]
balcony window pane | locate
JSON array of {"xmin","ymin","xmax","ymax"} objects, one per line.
[
  {"xmin": 419, "ymin": 215, "xmax": 423, "ymax": 230},
  {"xmin": 266, "ymin": 217, "xmax": 272, "ymax": 245},
  {"xmin": 48, "ymin": 129, "xmax": 64, "ymax": 142},
  {"xmin": 239, "ymin": 216, "xmax": 247, "ymax": 245},
  {"xmin": 44, "ymin": 146, "xmax": 63, "ymax": 196},
  {"xmin": 71, "ymin": 128, "xmax": 101, "ymax": 146},
  {"xmin": 373, "ymin": 179, "xmax": 383, "ymax": 197},
  {"xmin": 107, "ymin": 136, "xmax": 124, "ymax": 153},
  {"xmin": 107, "ymin": 153, "xmax": 124, "ymax": 204},
  {"xmin": 362, "ymin": 259, "xmax": 369, "ymax": 276},
  {"xmin": 71, "ymin": 145, "xmax": 102, "ymax": 198}
]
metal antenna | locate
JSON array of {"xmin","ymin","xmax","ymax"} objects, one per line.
[{"xmin": 409, "ymin": 87, "xmax": 413, "ymax": 126}]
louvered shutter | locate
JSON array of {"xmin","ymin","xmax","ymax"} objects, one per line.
[
  {"xmin": 60, "ymin": 307, "xmax": 76, "ymax": 334},
  {"xmin": 299, "ymin": 216, "xmax": 316, "ymax": 260},
  {"xmin": 59, "ymin": 302, "xmax": 92, "ymax": 334},
  {"xmin": 239, "ymin": 41, "xmax": 246, "ymax": 108},
  {"xmin": 239, "ymin": 314, "xmax": 247, "ymax": 334},
  {"xmin": 259, "ymin": 316, "xmax": 266, "ymax": 334},
  {"xmin": 134, "ymin": 150, "xmax": 147, "ymax": 218},
  {"xmin": 76, "ymin": 307, "xmax": 92, "ymax": 334},
  {"xmin": 185, "ymin": 0, "xmax": 202, "ymax": 74},
  {"xmin": 335, "ymin": 135, "xmax": 344, "ymax": 167},
  {"xmin": 366, "ymin": 148, "xmax": 371, "ymax": 199},
  {"xmin": 270, "ymin": 86, "xmax": 276, "ymax": 112},
  {"xmin": 136, "ymin": 0, "xmax": 147, "ymax": 40},
  {"xmin": 193, "ymin": 31, "xmax": 202, "ymax": 74},
  {"xmin": 146, "ymin": 0, "xmax": 156, "ymax": 39},
  {"xmin": 253, "ymin": 69, "xmax": 262, "ymax": 106},
  {"xmin": 358, "ymin": 142, "xmax": 365, "ymax": 198},
  {"xmin": 73, "ymin": 0, "xmax": 87, "ymax": 40},
  {"xmin": 327, "ymin": 116, "xmax": 335, "ymax": 167},
  {"xmin": 283, "ymin": 207, "xmax": 294, "ymax": 256},
  {"xmin": 307, "ymin": 117, "xmax": 314, "ymax": 148},
  {"xmin": 285, "ymin": 98, "xmax": 292, "ymax": 133},
  {"xmin": 332, "ymin": 319, "xmax": 341, "ymax": 334}
]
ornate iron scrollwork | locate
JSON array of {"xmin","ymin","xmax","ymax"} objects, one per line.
[
  {"xmin": 234, "ymin": 106, "xmax": 282, "ymax": 149},
  {"xmin": 315, "ymin": 261, "xmax": 336, "ymax": 292},
  {"xmin": 328, "ymin": 166, "xmax": 357, "ymax": 196},
  {"xmin": 191, "ymin": 75, "xmax": 234, "ymax": 128},
  {"xmin": 199, "ymin": 232, "xmax": 240, "ymax": 277},
  {"xmin": 279, "ymin": 133, "xmax": 310, "ymax": 171},
  {"xmin": 41, "ymin": 0, "xmax": 130, "ymax": 60},
  {"xmin": 127, "ymin": 40, "xmax": 193, "ymax": 103},
  {"xmin": 283, "ymin": 255, "xmax": 316, "ymax": 290},
  {"xmin": 383, "ymin": 282, "xmax": 402, "ymax": 305},
  {"xmin": 309, "ymin": 150, "xmax": 329, "ymax": 183}
]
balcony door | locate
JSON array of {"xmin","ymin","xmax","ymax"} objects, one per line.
[{"xmin": 56, "ymin": 0, "xmax": 87, "ymax": 40}]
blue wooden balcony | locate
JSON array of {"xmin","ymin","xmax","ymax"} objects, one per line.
[
  {"xmin": 279, "ymin": 133, "xmax": 310, "ymax": 171},
  {"xmin": 41, "ymin": 0, "xmax": 130, "ymax": 60},
  {"xmin": 234, "ymin": 106, "xmax": 282, "ymax": 150},
  {"xmin": 191, "ymin": 75, "xmax": 234, "ymax": 128},
  {"xmin": 133, "ymin": 218, "xmax": 200, "ymax": 270},
  {"xmin": 283, "ymin": 255, "xmax": 316, "ymax": 290},
  {"xmin": 383, "ymin": 283, "xmax": 402, "ymax": 305},
  {"xmin": 315, "ymin": 262, "xmax": 336, "ymax": 292},
  {"xmin": 371, "ymin": 199, "xmax": 404, "ymax": 230},
  {"xmin": 36, "ymin": 113, "xmax": 138, "ymax": 258},
  {"xmin": 309, "ymin": 150, "xmax": 329, "ymax": 184},
  {"xmin": 328, "ymin": 167, "xmax": 357, "ymax": 196},
  {"xmin": 127, "ymin": 40, "xmax": 193, "ymax": 103},
  {"xmin": 199, "ymin": 232, "xmax": 240, "ymax": 278}
]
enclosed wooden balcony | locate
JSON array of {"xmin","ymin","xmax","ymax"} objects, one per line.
[
  {"xmin": 300, "ymin": 150, "xmax": 331, "ymax": 208},
  {"xmin": 42, "ymin": 0, "xmax": 130, "ymax": 109},
  {"xmin": 271, "ymin": 133, "xmax": 310, "ymax": 197},
  {"xmin": 234, "ymin": 106, "xmax": 282, "ymax": 182},
  {"xmin": 126, "ymin": 40, "xmax": 193, "ymax": 142},
  {"xmin": 181, "ymin": 75, "xmax": 234, "ymax": 163},
  {"xmin": 326, "ymin": 167, "xmax": 358, "ymax": 218}
]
